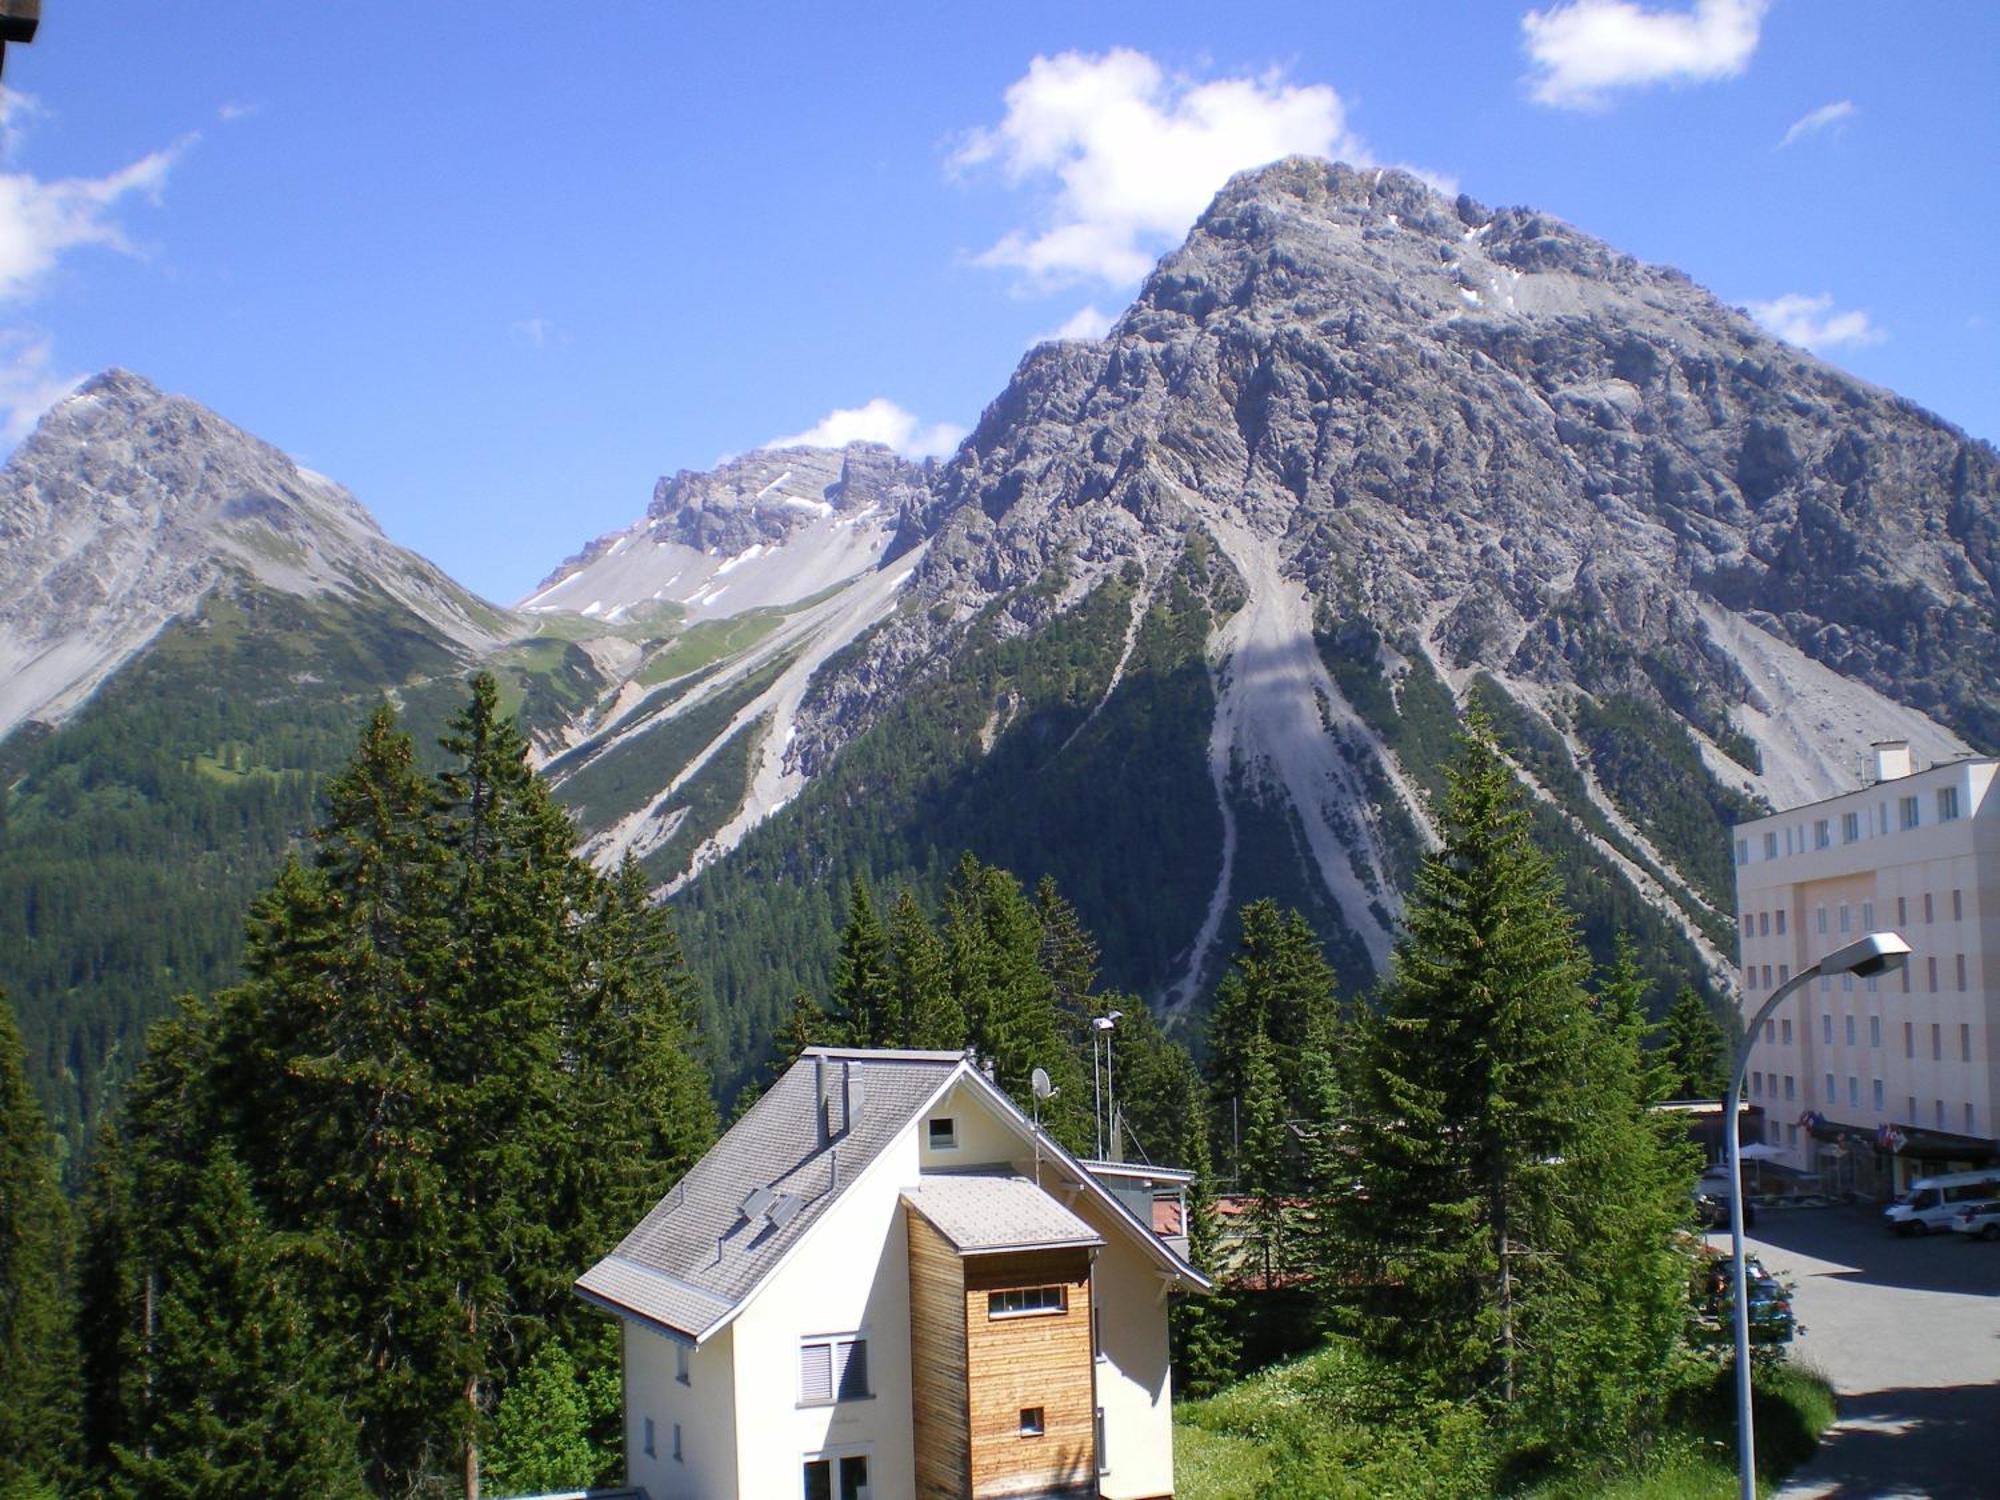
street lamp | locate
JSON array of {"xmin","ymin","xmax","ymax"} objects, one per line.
[
  {"xmin": 1724, "ymin": 930, "xmax": 1910, "ymax": 1500},
  {"xmin": 1092, "ymin": 1011, "xmax": 1122, "ymax": 1160}
]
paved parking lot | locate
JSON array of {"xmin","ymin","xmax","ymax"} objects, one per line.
[{"xmin": 1708, "ymin": 1201, "xmax": 2000, "ymax": 1498}]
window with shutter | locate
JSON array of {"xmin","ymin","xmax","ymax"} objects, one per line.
[
  {"xmin": 800, "ymin": 1336, "xmax": 869, "ymax": 1405},
  {"xmin": 801, "ymin": 1342, "xmax": 833, "ymax": 1405}
]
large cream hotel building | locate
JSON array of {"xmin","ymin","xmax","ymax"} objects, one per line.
[{"xmin": 1730, "ymin": 741, "xmax": 2000, "ymax": 1196}]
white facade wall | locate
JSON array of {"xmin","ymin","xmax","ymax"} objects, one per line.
[
  {"xmin": 1088, "ymin": 1228, "xmax": 1174, "ymax": 1500},
  {"xmin": 730, "ymin": 1128, "xmax": 923, "ymax": 1500},
  {"xmin": 1733, "ymin": 757, "xmax": 2000, "ymax": 1185},
  {"xmin": 624, "ymin": 1319, "xmax": 737, "ymax": 1500}
]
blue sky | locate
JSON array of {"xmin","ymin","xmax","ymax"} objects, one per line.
[{"xmin": 6, "ymin": 1, "xmax": 1995, "ymax": 602}]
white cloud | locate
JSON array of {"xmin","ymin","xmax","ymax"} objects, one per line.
[
  {"xmin": 954, "ymin": 49, "xmax": 1365, "ymax": 287},
  {"xmin": 217, "ymin": 101, "xmax": 259, "ymax": 123},
  {"xmin": 1521, "ymin": 0, "xmax": 1768, "ymax": 109},
  {"xmin": 511, "ymin": 316, "xmax": 551, "ymax": 349},
  {"xmin": 765, "ymin": 397, "xmax": 966, "ymax": 460},
  {"xmin": 1779, "ymin": 99, "xmax": 1854, "ymax": 148},
  {"xmin": 1746, "ymin": 293, "xmax": 1885, "ymax": 352},
  {"xmin": 0, "ymin": 331, "xmax": 81, "ymax": 440},
  {"xmin": 0, "ymin": 136, "xmax": 187, "ymax": 302},
  {"xmin": 1032, "ymin": 304, "xmax": 1114, "ymax": 346}
]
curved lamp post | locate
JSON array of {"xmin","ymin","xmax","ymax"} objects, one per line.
[{"xmin": 1726, "ymin": 930, "xmax": 1910, "ymax": 1500}]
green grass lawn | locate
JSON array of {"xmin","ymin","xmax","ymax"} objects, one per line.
[{"xmin": 1173, "ymin": 1346, "xmax": 1836, "ymax": 1500}]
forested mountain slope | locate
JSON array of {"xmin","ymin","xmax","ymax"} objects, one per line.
[{"xmin": 5, "ymin": 157, "xmax": 1997, "ymax": 1132}]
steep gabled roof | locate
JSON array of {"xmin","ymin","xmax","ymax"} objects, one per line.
[
  {"xmin": 575, "ymin": 1046, "xmax": 1210, "ymax": 1341},
  {"xmin": 576, "ymin": 1049, "xmax": 962, "ymax": 1342}
]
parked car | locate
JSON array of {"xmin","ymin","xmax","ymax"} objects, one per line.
[
  {"xmin": 1948, "ymin": 1200, "xmax": 2000, "ymax": 1241},
  {"xmin": 1883, "ymin": 1172, "xmax": 2000, "ymax": 1235},
  {"xmin": 1694, "ymin": 1253, "xmax": 1797, "ymax": 1343},
  {"xmin": 1694, "ymin": 1181, "xmax": 1755, "ymax": 1230}
]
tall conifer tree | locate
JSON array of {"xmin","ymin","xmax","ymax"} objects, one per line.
[
  {"xmin": 0, "ymin": 991, "xmax": 76, "ymax": 1496},
  {"xmin": 828, "ymin": 879, "xmax": 896, "ymax": 1047},
  {"xmin": 889, "ymin": 890, "xmax": 961, "ymax": 1050},
  {"xmin": 1330, "ymin": 715, "xmax": 1689, "ymax": 1433}
]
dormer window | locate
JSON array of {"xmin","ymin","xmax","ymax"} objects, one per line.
[{"xmin": 928, "ymin": 1116, "xmax": 958, "ymax": 1151}]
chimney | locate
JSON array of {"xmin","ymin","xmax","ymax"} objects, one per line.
[
  {"xmin": 1871, "ymin": 740, "xmax": 1913, "ymax": 784},
  {"xmin": 845, "ymin": 1061, "xmax": 866, "ymax": 1133},
  {"xmin": 815, "ymin": 1053, "xmax": 830, "ymax": 1147}
]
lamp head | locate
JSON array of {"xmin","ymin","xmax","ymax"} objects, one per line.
[
  {"xmin": 1818, "ymin": 930, "xmax": 1913, "ymax": 981},
  {"xmin": 1093, "ymin": 1013, "xmax": 1121, "ymax": 1031}
]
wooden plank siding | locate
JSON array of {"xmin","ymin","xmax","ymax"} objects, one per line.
[
  {"xmin": 907, "ymin": 1210, "xmax": 972, "ymax": 1500},
  {"xmin": 963, "ymin": 1248, "xmax": 1096, "ymax": 1499}
]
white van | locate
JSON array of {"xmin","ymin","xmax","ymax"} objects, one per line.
[{"xmin": 1883, "ymin": 1171, "xmax": 2000, "ymax": 1235}]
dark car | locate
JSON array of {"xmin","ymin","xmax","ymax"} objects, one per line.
[
  {"xmin": 1695, "ymin": 1254, "xmax": 1797, "ymax": 1343},
  {"xmin": 1694, "ymin": 1185, "xmax": 1756, "ymax": 1230}
]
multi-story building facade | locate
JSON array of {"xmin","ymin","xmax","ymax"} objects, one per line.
[{"xmin": 1731, "ymin": 741, "xmax": 2000, "ymax": 1197}]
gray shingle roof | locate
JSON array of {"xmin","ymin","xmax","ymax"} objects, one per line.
[
  {"xmin": 902, "ymin": 1174, "xmax": 1104, "ymax": 1254},
  {"xmin": 576, "ymin": 1049, "xmax": 963, "ymax": 1341}
]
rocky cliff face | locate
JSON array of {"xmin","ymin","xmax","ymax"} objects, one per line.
[
  {"xmin": 744, "ymin": 158, "xmax": 1995, "ymax": 1002},
  {"xmin": 0, "ymin": 370, "xmax": 512, "ymax": 737}
]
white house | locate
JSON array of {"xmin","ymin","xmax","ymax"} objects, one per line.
[{"xmin": 575, "ymin": 1047, "xmax": 1211, "ymax": 1500}]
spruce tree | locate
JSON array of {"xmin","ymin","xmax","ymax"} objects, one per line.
[
  {"xmin": 1157, "ymin": 1042, "xmax": 1239, "ymax": 1396},
  {"xmin": 0, "ymin": 991, "xmax": 76, "ymax": 1496},
  {"xmin": 1331, "ymin": 715, "xmax": 1677, "ymax": 1431},
  {"xmin": 888, "ymin": 889, "xmax": 961, "ymax": 1049},
  {"xmin": 110, "ymin": 1146, "xmax": 366, "ymax": 1500},
  {"xmin": 828, "ymin": 878, "xmax": 896, "ymax": 1047},
  {"xmin": 1662, "ymin": 984, "xmax": 1729, "ymax": 1101}
]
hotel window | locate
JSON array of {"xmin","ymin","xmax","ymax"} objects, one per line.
[
  {"xmin": 1901, "ymin": 963, "xmax": 1911, "ymax": 994},
  {"xmin": 1935, "ymin": 1100, "xmax": 1946, "ymax": 1129},
  {"xmin": 1751, "ymin": 1071, "xmax": 1762, "ymax": 1097},
  {"xmin": 1766, "ymin": 1019, "xmax": 1776, "ymax": 1043},
  {"xmin": 1845, "ymin": 1015, "xmax": 1856, "ymax": 1046},
  {"xmin": 1932, "ymin": 1024, "xmax": 1942, "ymax": 1062},
  {"xmin": 1815, "ymin": 906, "xmax": 1828, "ymax": 935},
  {"xmin": 1784, "ymin": 1075, "xmax": 1796, "ymax": 1101},
  {"xmin": 1952, "ymin": 889, "xmax": 1963, "ymax": 922},
  {"xmin": 1862, "ymin": 901, "xmax": 1874, "ymax": 929},
  {"xmin": 1763, "ymin": 965, "xmax": 1773, "ymax": 988},
  {"xmin": 1968, "ymin": 1105, "xmax": 1978, "ymax": 1135},
  {"xmin": 1814, "ymin": 819, "xmax": 1830, "ymax": 849},
  {"xmin": 1897, "ymin": 896, "xmax": 1907, "ymax": 927},
  {"xmin": 673, "ymin": 1423, "xmax": 683, "ymax": 1463},
  {"xmin": 1872, "ymin": 1079, "xmax": 1884, "ymax": 1112},
  {"xmin": 644, "ymin": 1418, "xmax": 655, "ymax": 1459},
  {"xmin": 1847, "ymin": 1077, "xmax": 1859, "ymax": 1107},
  {"xmin": 1819, "ymin": 975, "xmax": 1830, "ymax": 994},
  {"xmin": 1778, "ymin": 964, "xmax": 1790, "ymax": 983},
  {"xmin": 1821, "ymin": 1015, "xmax": 1832, "ymax": 1045},
  {"xmin": 1957, "ymin": 955, "xmax": 1968, "ymax": 991},
  {"xmin": 1736, "ymin": 839, "xmax": 1750, "ymax": 866},
  {"xmin": 1924, "ymin": 893, "xmax": 1935, "ymax": 923},
  {"xmin": 1824, "ymin": 1074, "xmax": 1835, "ymax": 1102},
  {"xmin": 1927, "ymin": 957, "xmax": 1939, "ymax": 990},
  {"xmin": 799, "ymin": 1336, "xmax": 870, "ymax": 1406},
  {"xmin": 1904, "ymin": 1021, "xmax": 1914, "ymax": 1059},
  {"xmin": 1869, "ymin": 1015, "xmax": 1881, "ymax": 1048},
  {"xmin": 1908, "ymin": 1096, "xmax": 1918, "ymax": 1123},
  {"xmin": 1839, "ymin": 903, "xmax": 1852, "ymax": 934},
  {"xmin": 1776, "ymin": 910, "xmax": 1787, "ymax": 935},
  {"xmin": 1763, "ymin": 831, "xmax": 1779, "ymax": 860},
  {"xmin": 1780, "ymin": 1018, "xmax": 1792, "ymax": 1045},
  {"xmin": 1962, "ymin": 1024, "xmax": 1973, "ymax": 1063},
  {"xmin": 1787, "ymin": 1124, "xmax": 1799, "ymax": 1146},
  {"xmin": 989, "ymin": 1286, "xmax": 1068, "ymax": 1318},
  {"xmin": 1938, "ymin": 786, "xmax": 1960, "ymax": 821},
  {"xmin": 1899, "ymin": 794, "xmax": 1920, "ymax": 830},
  {"xmin": 1841, "ymin": 974, "xmax": 1854, "ymax": 993},
  {"xmin": 1843, "ymin": 811, "xmax": 1860, "ymax": 843},
  {"xmin": 1758, "ymin": 911, "xmax": 1770, "ymax": 937}
]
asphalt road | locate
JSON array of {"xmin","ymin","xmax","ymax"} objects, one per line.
[{"xmin": 1709, "ymin": 1201, "xmax": 2000, "ymax": 1499}]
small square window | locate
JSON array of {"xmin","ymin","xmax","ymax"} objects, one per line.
[
  {"xmin": 1020, "ymin": 1407, "xmax": 1045, "ymax": 1437},
  {"xmin": 927, "ymin": 1117, "xmax": 958, "ymax": 1151}
]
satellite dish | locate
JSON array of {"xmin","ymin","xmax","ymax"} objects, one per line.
[{"xmin": 1031, "ymin": 1067, "xmax": 1053, "ymax": 1100}]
